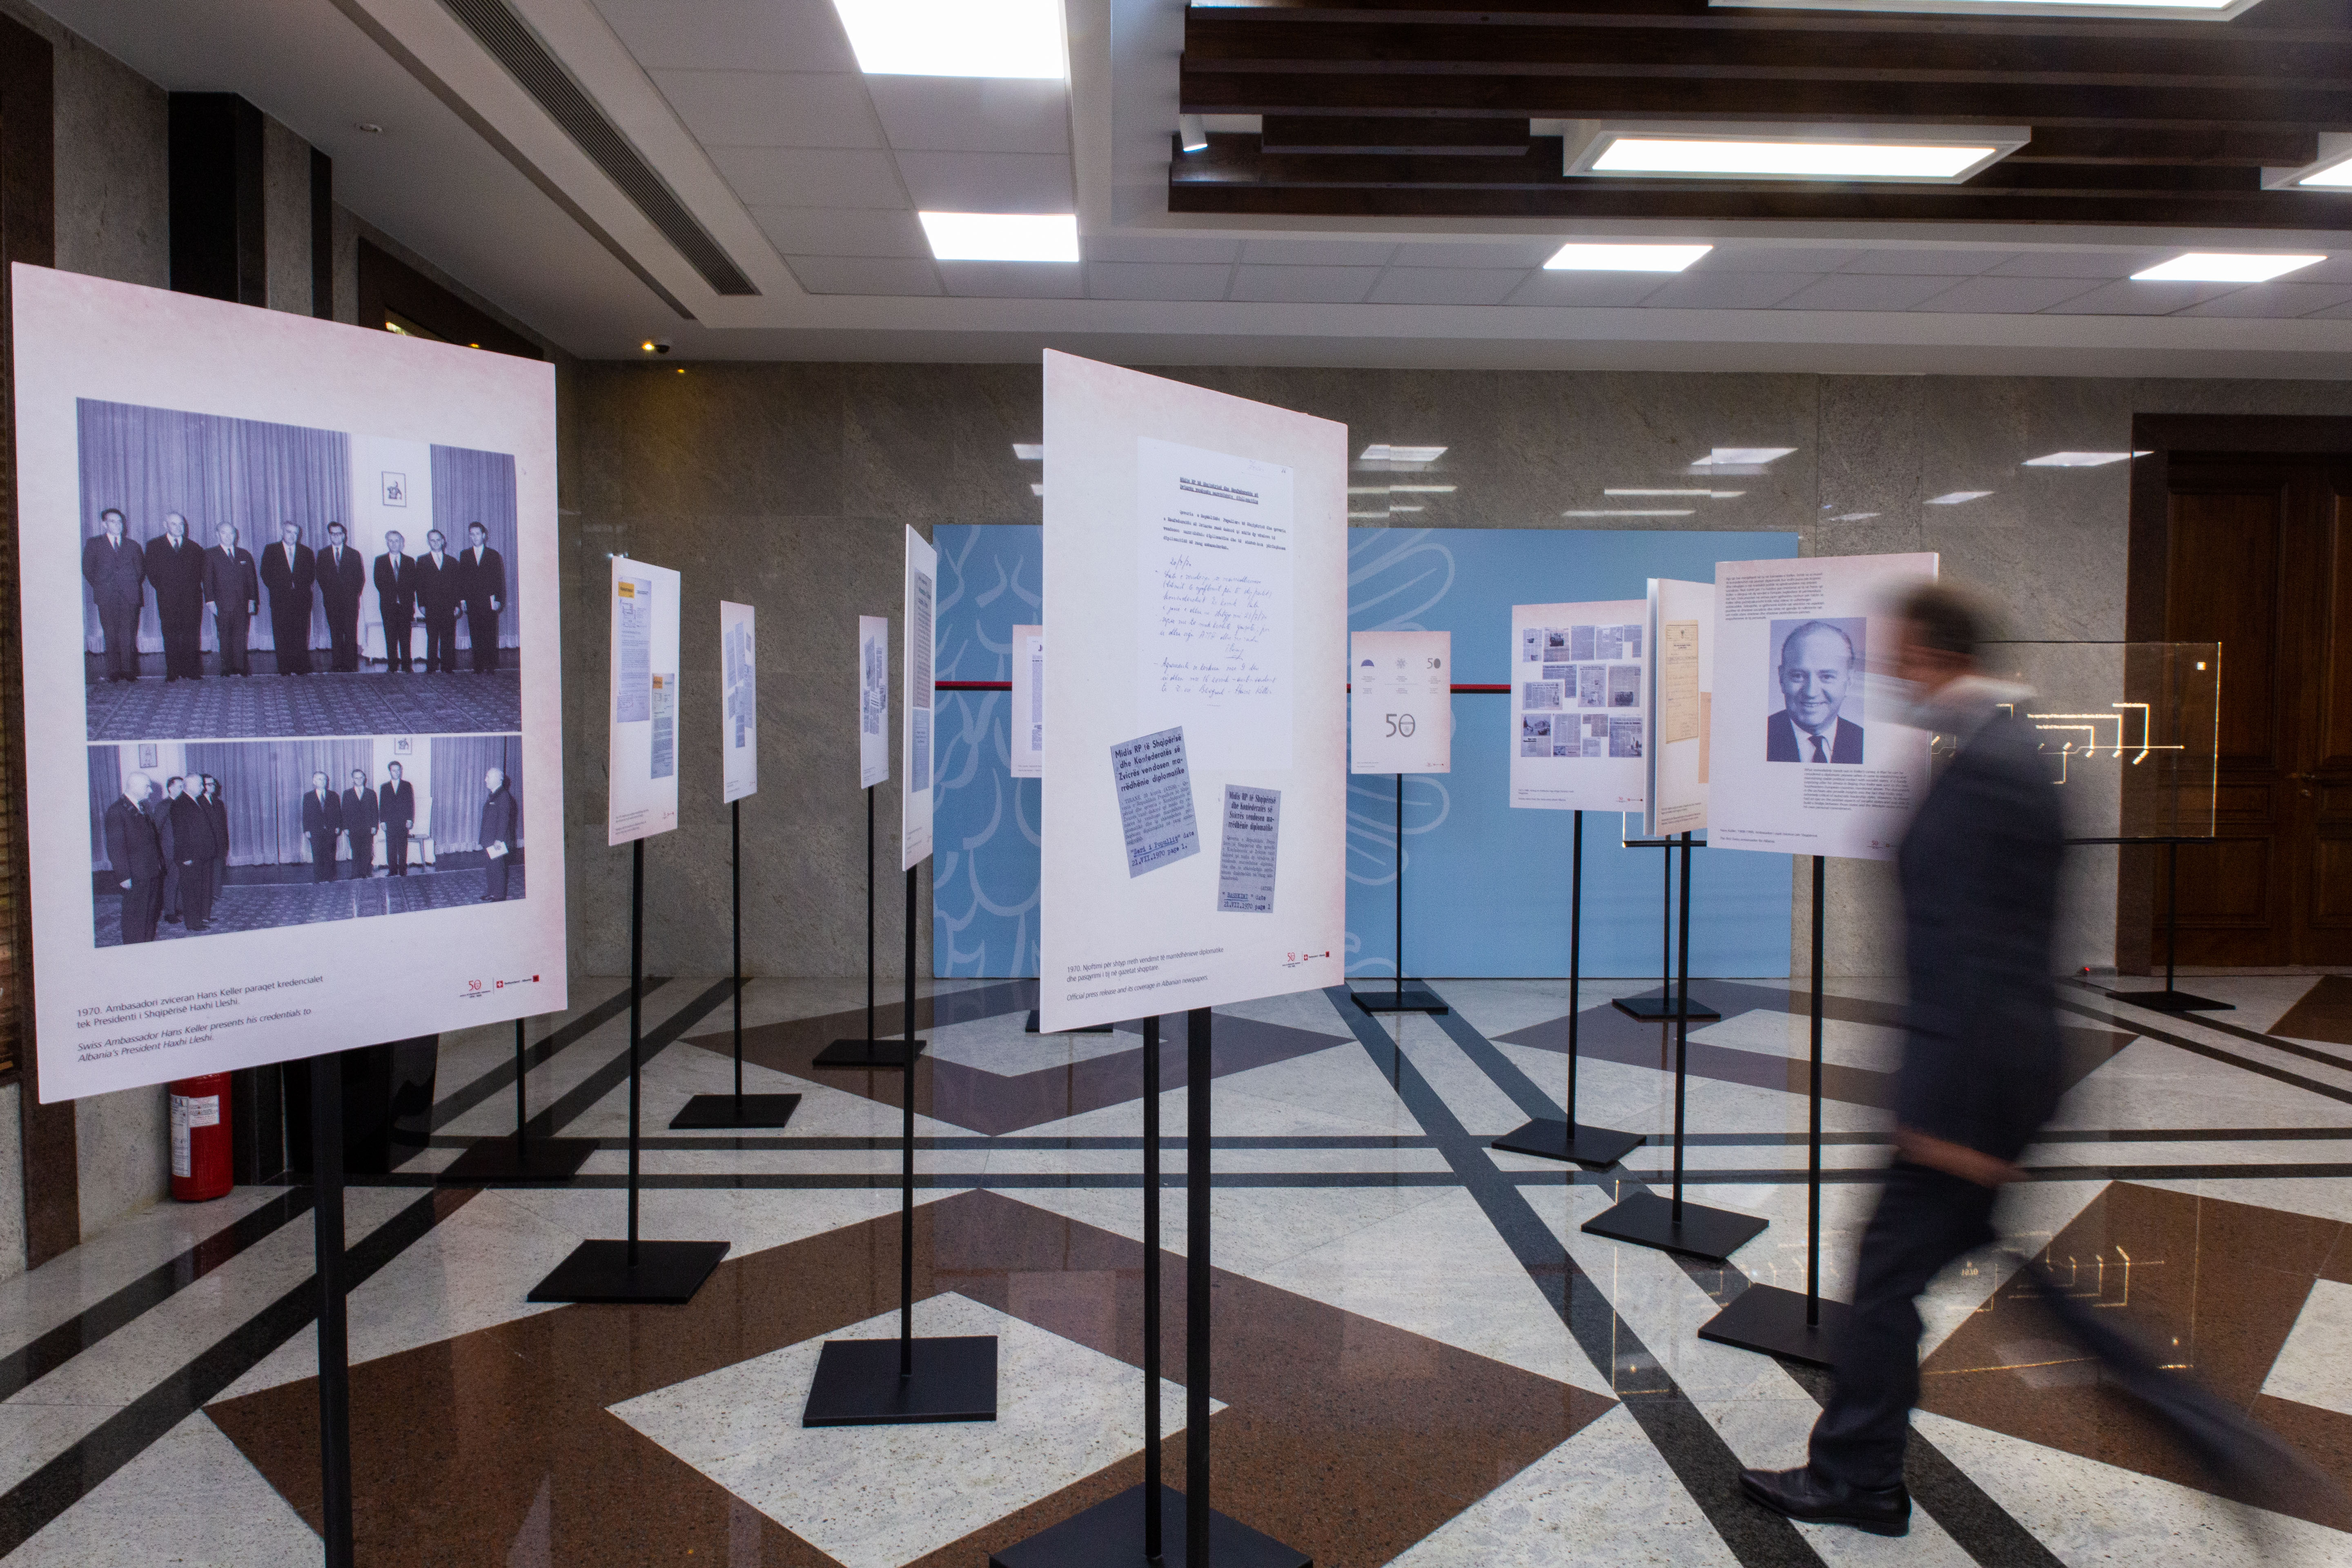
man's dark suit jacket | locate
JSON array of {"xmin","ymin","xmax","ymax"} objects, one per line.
[
  {"xmin": 301, "ymin": 788, "xmax": 342, "ymax": 837},
  {"xmin": 144, "ymin": 536, "xmax": 205, "ymax": 618},
  {"xmin": 202, "ymin": 546, "xmax": 259, "ymax": 613},
  {"xmin": 379, "ymin": 780, "xmax": 416, "ymax": 833},
  {"xmin": 318, "ymin": 543, "xmax": 365, "ymax": 612},
  {"xmin": 479, "ymin": 784, "xmax": 517, "ymax": 850},
  {"xmin": 342, "ymin": 786, "xmax": 379, "ymax": 840},
  {"xmin": 82, "ymin": 534, "xmax": 145, "ymax": 607},
  {"xmin": 373, "ymin": 552, "xmax": 417, "ymax": 623},
  {"xmin": 260, "ymin": 541, "xmax": 316, "ymax": 611},
  {"xmin": 166, "ymin": 792, "xmax": 217, "ymax": 864},
  {"xmin": 1766, "ymin": 709, "xmax": 1864, "ymax": 764},
  {"xmin": 458, "ymin": 546, "xmax": 506, "ymax": 614},
  {"xmin": 1894, "ymin": 704, "xmax": 2065, "ymax": 1164},
  {"xmin": 415, "ymin": 552, "xmax": 462, "ymax": 615},
  {"xmin": 203, "ymin": 793, "xmax": 230, "ymax": 859},
  {"xmin": 103, "ymin": 795, "xmax": 163, "ymax": 879}
]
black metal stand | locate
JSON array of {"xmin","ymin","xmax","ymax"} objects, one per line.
[
  {"xmin": 1352, "ymin": 775, "xmax": 1447, "ymax": 1015},
  {"xmin": 1024, "ymin": 1010, "xmax": 1113, "ymax": 1035},
  {"xmin": 312, "ymin": 1053, "xmax": 354, "ymax": 1568},
  {"xmin": 804, "ymin": 860, "xmax": 996, "ymax": 1425},
  {"xmin": 439, "ymin": 1016, "xmax": 597, "ymax": 1183},
  {"xmin": 992, "ymin": 1015, "xmax": 1308, "ymax": 1566},
  {"xmin": 819, "ymin": 786, "xmax": 928, "ymax": 1068},
  {"xmin": 1613, "ymin": 834, "xmax": 1722, "ymax": 1024},
  {"xmin": 1494, "ymin": 810, "xmax": 1644, "ymax": 1168},
  {"xmin": 529, "ymin": 839, "xmax": 729, "ymax": 1304},
  {"xmin": 1699, "ymin": 855, "xmax": 1851, "ymax": 1365},
  {"xmin": 1583, "ymin": 832, "xmax": 1768, "ymax": 1263},
  {"xmin": 2097, "ymin": 837, "xmax": 2232, "ymax": 1014},
  {"xmin": 675, "ymin": 797, "xmax": 803, "ymax": 1127}
]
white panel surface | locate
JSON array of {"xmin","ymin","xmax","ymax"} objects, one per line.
[
  {"xmin": 902, "ymin": 528, "xmax": 935, "ymax": 869},
  {"xmin": 721, "ymin": 599, "xmax": 756, "ymax": 802},
  {"xmin": 1350, "ymin": 630, "xmax": 1450, "ymax": 775},
  {"xmin": 608, "ymin": 555, "xmax": 682, "ymax": 844},
  {"xmin": 1646, "ymin": 579, "xmax": 1714, "ymax": 837},
  {"xmin": 1510, "ymin": 601, "xmax": 1644, "ymax": 813},
  {"xmin": 860, "ymin": 614, "xmax": 890, "ymax": 790},
  {"xmin": 1011, "ymin": 624, "xmax": 1043, "ymax": 779}
]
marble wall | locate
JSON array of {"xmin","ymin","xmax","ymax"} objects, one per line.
[{"xmin": 566, "ymin": 362, "xmax": 2352, "ymax": 982}]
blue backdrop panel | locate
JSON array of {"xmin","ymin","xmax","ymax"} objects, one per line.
[{"xmin": 931, "ymin": 524, "xmax": 1799, "ymax": 979}]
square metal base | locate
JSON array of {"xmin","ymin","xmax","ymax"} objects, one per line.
[
  {"xmin": 1350, "ymin": 986, "xmax": 1449, "ymax": 1015},
  {"xmin": 990, "ymin": 1483, "xmax": 1312, "ymax": 1568},
  {"xmin": 1611, "ymin": 992, "xmax": 1722, "ymax": 1024},
  {"xmin": 2101, "ymin": 987, "xmax": 2234, "ymax": 1014},
  {"xmin": 1490, "ymin": 1117, "xmax": 1644, "ymax": 1169},
  {"xmin": 1581, "ymin": 1189, "xmax": 1768, "ymax": 1263},
  {"xmin": 437, "ymin": 1135, "xmax": 597, "ymax": 1185},
  {"xmin": 813, "ymin": 1037, "xmax": 927, "ymax": 1069},
  {"xmin": 1697, "ymin": 1284, "xmax": 1853, "ymax": 1369},
  {"xmin": 669, "ymin": 1092, "xmax": 803, "ymax": 1129},
  {"xmin": 1023, "ymin": 1009, "xmax": 1114, "ymax": 1035},
  {"xmin": 801, "ymin": 1334, "xmax": 998, "ymax": 1426},
  {"xmin": 525, "ymin": 1238, "xmax": 730, "ymax": 1304}
]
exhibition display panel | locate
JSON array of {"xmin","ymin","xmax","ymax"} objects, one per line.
[{"xmin": 1350, "ymin": 628, "xmax": 1452, "ymax": 1015}]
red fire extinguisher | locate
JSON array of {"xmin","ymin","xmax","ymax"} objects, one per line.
[{"xmin": 169, "ymin": 1073, "xmax": 232, "ymax": 1202}]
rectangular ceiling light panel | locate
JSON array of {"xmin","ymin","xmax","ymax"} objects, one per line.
[
  {"xmin": 1566, "ymin": 122, "xmax": 2028, "ymax": 183},
  {"xmin": 1709, "ymin": 0, "xmax": 2261, "ymax": 18},
  {"xmin": 1544, "ymin": 243, "xmax": 1711, "ymax": 272},
  {"xmin": 2022, "ymin": 451, "xmax": 2146, "ymax": 467},
  {"xmin": 831, "ymin": 0, "xmax": 1066, "ymax": 79},
  {"xmin": 2131, "ymin": 253, "xmax": 2325, "ymax": 283},
  {"xmin": 920, "ymin": 212, "xmax": 1078, "ymax": 261}
]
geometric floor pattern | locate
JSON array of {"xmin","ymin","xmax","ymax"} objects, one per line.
[
  {"xmin": 3, "ymin": 969, "xmax": 2350, "ymax": 1566},
  {"xmin": 85, "ymin": 667, "xmax": 520, "ymax": 741}
]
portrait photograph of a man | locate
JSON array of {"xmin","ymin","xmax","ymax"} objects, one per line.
[
  {"xmin": 85, "ymin": 735, "xmax": 525, "ymax": 946},
  {"xmin": 1766, "ymin": 616, "xmax": 1867, "ymax": 764},
  {"xmin": 76, "ymin": 399, "xmax": 522, "ymax": 742}
]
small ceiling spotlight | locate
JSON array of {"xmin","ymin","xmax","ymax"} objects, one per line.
[{"xmin": 1179, "ymin": 115, "xmax": 1209, "ymax": 154}]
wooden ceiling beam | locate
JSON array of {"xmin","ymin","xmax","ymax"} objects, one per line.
[
  {"xmin": 2012, "ymin": 126, "xmax": 2319, "ymax": 165},
  {"xmin": 1260, "ymin": 114, "xmax": 1536, "ymax": 154}
]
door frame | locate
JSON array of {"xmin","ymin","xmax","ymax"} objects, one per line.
[{"xmin": 2125, "ymin": 414, "xmax": 2352, "ymax": 972}]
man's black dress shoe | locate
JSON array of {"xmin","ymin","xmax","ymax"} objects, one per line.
[{"xmin": 1738, "ymin": 1466, "xmax": 1910, "ymax": 1536}]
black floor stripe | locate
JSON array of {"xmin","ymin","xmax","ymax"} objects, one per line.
[
  {"xmin": 0, "ymin": 1186, "xmax": 467, "ymax": 1557},
  {"xmin": 1423, "ymin": 1000, "xmax": 2065, "ymax": 1568},
  {"xmin": 510, "ymin": 978, "xmax": 737, "ymax": 1139},
  {"xmin": 2056, "ymin": 998, "xmax": 2352, "ymax": 1107},
  {"xmin": 0, "ymin": 1189, "xmax": 312, "ymax": 1403},
  {"xmin": 428, "ymin": 978, "xmax": 669, "ymax": 1129},
  {"xmin": 1324, "ymin": 990, "xmax": 1826, "ymax": 1568}
]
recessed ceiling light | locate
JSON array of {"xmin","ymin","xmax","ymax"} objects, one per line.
[
  {"xmin": 2022, "ymin": 451, "xmax": 2146, "ymax": 467},
  {"xmin": 1563, "ymin": 508, "xmax": 1697, "ymax": 517},
  {"xmin": 1389, "ymin": 484, "xmax": 1457, "ymax": 493},
  {"xmin": 356, "ymin": 122, "xmax": 385, "ymax": 135},
  {"xmin": 1359, "ymin": 444, "xmax": 1448, "ymax": 462},
  {"xmin": 1348, "ymin": 511, "xmax": 1391, "ymax": 520},
  {"xmin": 2297, "ymin": 157, "xmax": 2352, "ymax": 188},
  {"xmin": 1012, "ymin": 443, "xmax": 1044, "ymax": 460},
  {"xmin": 919, "ymin": 212, "xmax": 1078, "ymax": 262},
  {"xmin": 1562, "ymin": 121, "xmax": 2025, "ymax": 183},
  {"xmin": 1693, "ymin": 448, "xmax": 1794, "ymax": 467},
  {"xmin": 1829, "ymin": 512, "xmax": 1882, "ymax": 521},
  {"xmin": 830, "ymin": 0, "xmax": 1065, "ymax": 79},
  {"xmin": 1544, "ymin": 243, "xmax": 1711, "ymax": 273},
  {"xmin": 2131, "ymin": 253, "xmax": 2325, "ymax": 283},
  {"xmin": 1178, "ymin": 115, "xmax": 1209, "ymax": 154},
  {"xmin": 1926, "ymin": 490, "xmax": 1993, "ymax": 505}
]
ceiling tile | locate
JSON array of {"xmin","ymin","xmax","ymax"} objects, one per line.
[
  {"xmin": 893, "ymin": 151, "xmax": 1074, "ymax": 214},
  {"xmin": 1986, "ymin": 251, "xmax": 2160, "ymax": 279},
  {"xmin": 1506, "ymin": 271, "xmax": 1668, "ymax": 307},
  {"xmin": 1840, "ymin": 250, "xmax": 2015, "ymax": 276},
  {"xmin": 1639, "ymin": 272, "xmax": 1817, "ymax": 309},
  {"xmin": 1368, "ymin": 267, "xmax": 1526, "ymax": 305},
  {"xmin": 1238, "ymin": 239, "xmax": 1399, "ymax": 267},
  {"xmin": 1775, "ymin": 273, "xmax": 1960, "ymax": 311},
  {"xmin": 1389, "ymin": 239, "xmax": 1562, "ymax": 269},
  {"xmin": 751, "ymin": 206, "xmax": 929, "ymax": 259},
  {"xmin": 784, "ymin": 255, "xmax": 941, "ymax": 295},
  {"xmin": 1087, "ymin": 262, "xmax": 1232, "ymax": 301},
  {"xmin": 2288, "ymin": 256, "xmax": 2352, "ymax": 285},
  {"xmin": 1085, "ymin": 235, "xmax": 1243, "ymax": 264},
  {"xmin": 2036, "ymin": 279, "xmax": 2243, "ymax": 314},
  {"xmin": 2175, "ymin": 282, "xmax": 2352, "ymax": 318},
  {"xmin": 865, "ymin": 77, "xmax": 1069, "ymax": 154},
  {"xmin": 591, "ymin": 0, "xmax": 858, "ymax": 74},
  {"xmin": 650, "ymin": 70, "xmax": 879, "ymax": 149},
  {"xmin": 1907, "ymin": 275, "xmax": 2105, "ymax": 314},
  {"xmin": 709, "ymin": 147, "xmax": 904, "ymax": 208},
  {"xmin": 1693, "ymin": 247, "xmax": 1864, "ymax": 273},
  {"xmin": 939, "ymin": 261, "xmax": 1085, "ymax": 298},
  {"xmin": 1229, "ymin": 265, "xmax": 1381, "ymax": 303}
]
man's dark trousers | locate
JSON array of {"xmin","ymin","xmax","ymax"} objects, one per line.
[{"xmin": 1808, "ymin": 1163, "xmax": 1998, "ymax": 1488}]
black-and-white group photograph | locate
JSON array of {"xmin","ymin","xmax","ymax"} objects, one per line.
[
  {"xmin": 88, "ymin": 733, "xmax": 525, "ymax": 947},
  {"xmin": 1765, "ymin": 615, "xmax": 1868, "ymax": 765},
  {"xmin": 77, "ymin": 399, "xmax": 521, "ymax": 740}
]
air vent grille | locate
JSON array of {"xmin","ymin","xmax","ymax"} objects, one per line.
[{"xmin": 440, "ymin": 0, "xmax": 757, "ymax": 296}]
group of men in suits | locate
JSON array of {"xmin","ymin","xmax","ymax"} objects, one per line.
[
  {"xmin": 103, "ymin": 771, "xmax": 229, "ymax": 942},
  {"xmin": 298, "ymin": 762, "xmax": 420, "ymax": 880},
  {"xmin": 83, "ymin": 510, "xmax": 509, "ymax": 681}
]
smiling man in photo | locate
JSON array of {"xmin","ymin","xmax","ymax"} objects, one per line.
[{"xmin": 1767, "ymin": 619, "xmax": 1864, "ymax": 764}]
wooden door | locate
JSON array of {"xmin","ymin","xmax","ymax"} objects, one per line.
[{"xmin": 2160, "ymin": 454, "xmax": 2352, "ymax": 967}]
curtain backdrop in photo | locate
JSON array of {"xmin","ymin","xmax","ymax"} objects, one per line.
[
  {"xmin": 176, "ymin": 740, "xmax": 376, "ymax": 866},
  {"xmin": 431, "ymin": 444, "xmax": 520, "ymax": 648},
  {"xmin": 86, "ymin": 746, "xmax": 120, "ymax": 867},
  {"xmin": 77, "ymin": 399, "xmax": 352, "ymax": 654},
  {"xmin": 430, "ymin": 734, "xmax": 523, "ymax": 851}
]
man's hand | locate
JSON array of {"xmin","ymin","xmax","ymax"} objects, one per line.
[
  {"xmin": 1896, "ymin": 1127, "xmax": 2024, "ymax": 1187},
  {"xmin": 119, "ymin": 879, "xmax": 131, "ymax": 890}
]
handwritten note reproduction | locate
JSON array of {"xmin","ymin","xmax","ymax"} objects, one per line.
[
  {"xmin": 1662, "ymin": 619, "xmax": 1702, "ymax": 744},
  {"xmin": 1136, "ymin": 437, "xmax": 1295, "ymax": 771}
]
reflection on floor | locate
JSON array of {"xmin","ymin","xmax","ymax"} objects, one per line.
[
  {"xmin": 93, "ymin": 865, "xmax": 526, "ymax": 946},
  {"xmin": 85, "ymin": 666, "xmax": 520, "ymax": 741},
  {"xmin": 4, "ymin": 971, "xmax": 2351, "ymax": 1565}
]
